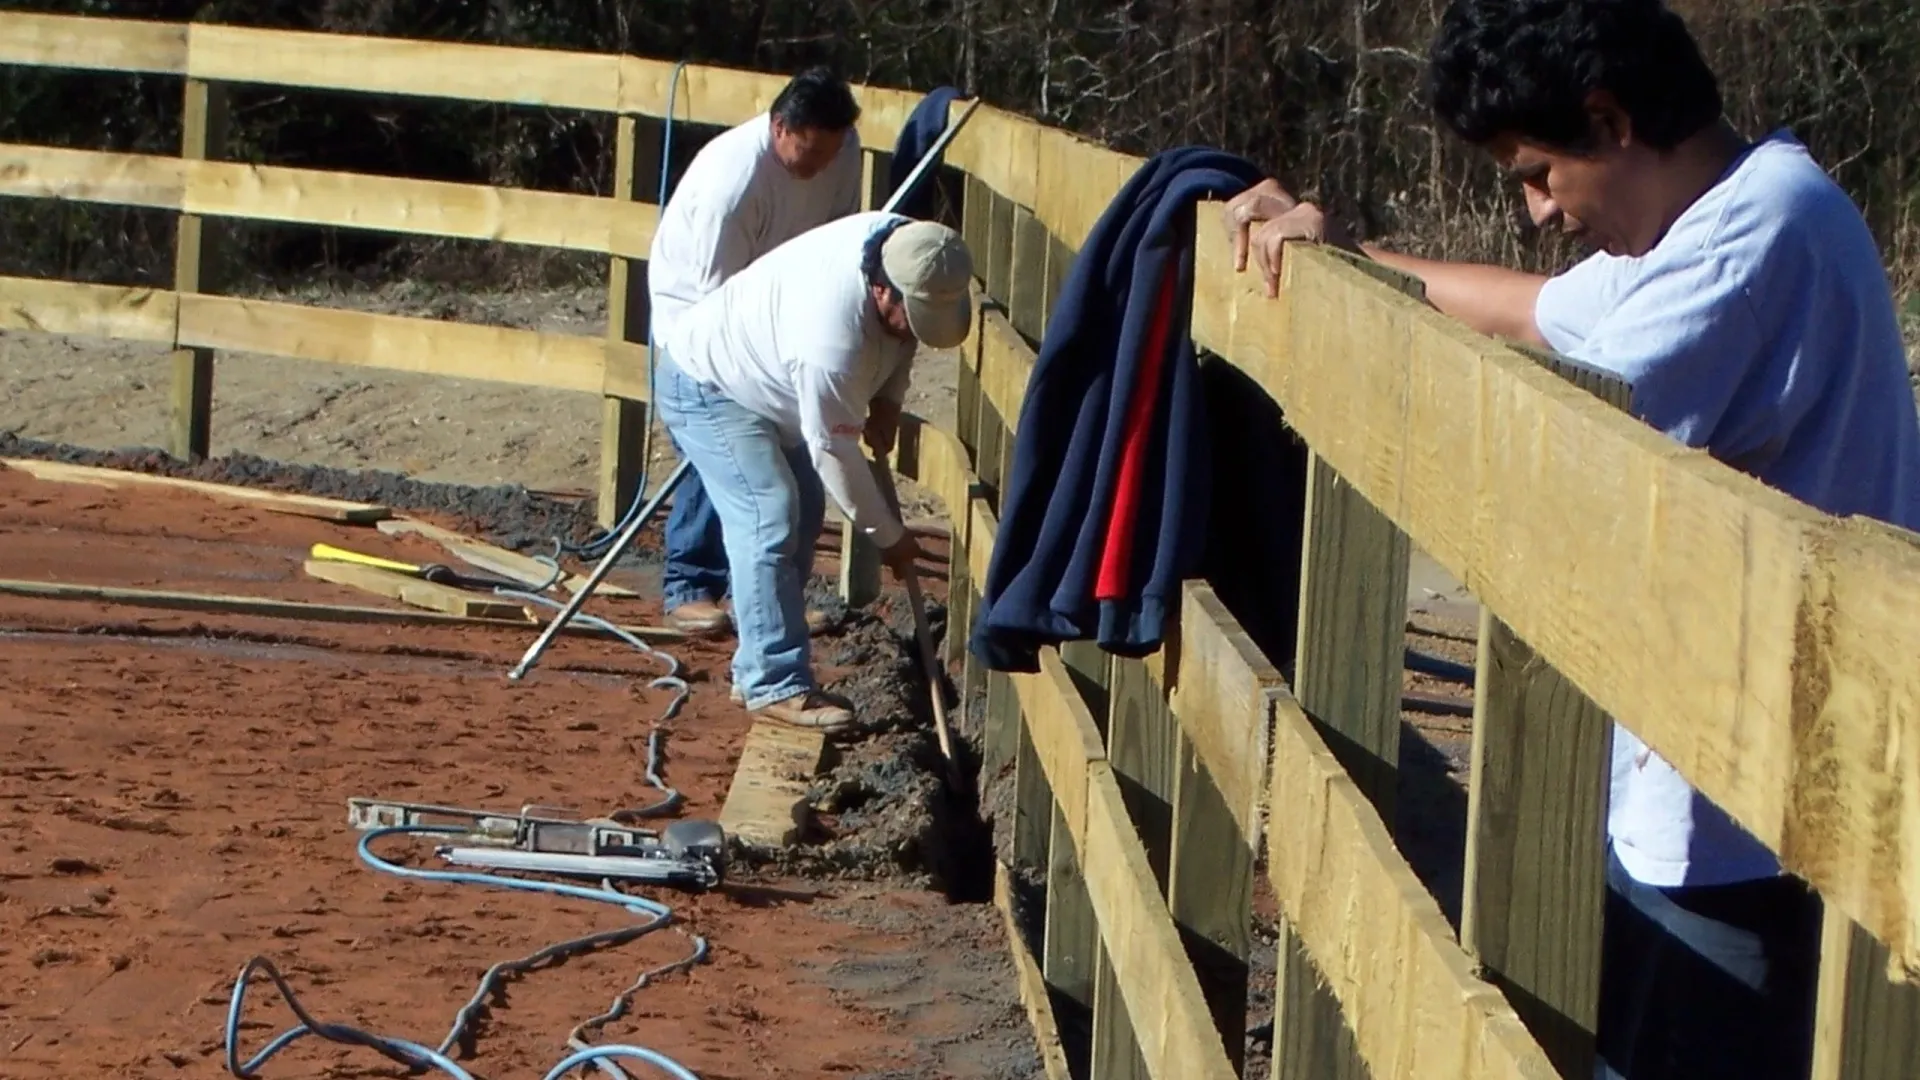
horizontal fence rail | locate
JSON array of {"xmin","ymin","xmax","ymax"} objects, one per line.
[{"xmin": 4, "ymin": 11, "xmax": 1918, "ymax": 1079}]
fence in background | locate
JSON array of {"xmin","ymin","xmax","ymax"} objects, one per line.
[{"xmin": 3, "ymin": 11, "xmax": 1917, "ymax": 1078}]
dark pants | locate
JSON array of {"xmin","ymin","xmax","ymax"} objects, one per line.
[
  {"xmin": 660, "ymin": 457, "xmax": 730, "ymax": 612},
  {"xmin": 1596, "ymin": 849, "xmax": 1823, "ymax": 1079}
]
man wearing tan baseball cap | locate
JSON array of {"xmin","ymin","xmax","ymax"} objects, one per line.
[{"xmin": 654, "ymin": 211, "xmax": 975, "ymax": 734}]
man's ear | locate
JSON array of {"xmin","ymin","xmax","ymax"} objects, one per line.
[{"xmin": 1583, "ymin": 89, "xmax": 1634, "ymax": 150}]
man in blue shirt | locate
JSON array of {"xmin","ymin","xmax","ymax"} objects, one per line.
[{"xmin": 1224, "ymin": 0, "xmax": 1920, "ymax": 1076}]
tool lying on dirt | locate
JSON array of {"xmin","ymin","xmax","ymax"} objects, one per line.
[
  {"xmin": 227, "ymin": 730, "xmax": 708, "ymax": 1080},
  {"xmin": 508, "ymin": 98, "xmax": 984, "ymax": 684},
  {"xmin": 347, "ymin": 798, "xmax": 729, "ymax": 890},
  {"xmin": 309, "ymin": 542, "xmax": 525, "ymax": 593}
]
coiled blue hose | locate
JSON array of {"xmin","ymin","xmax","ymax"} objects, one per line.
[
  {"xmin": 225, "ymin": 825, "xmax": 705, "ymax": 1080},
  {"xmin": 568, "ymin": 59, "xmax": 693, "ymax": 560}
]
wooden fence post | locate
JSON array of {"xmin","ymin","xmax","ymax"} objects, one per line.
[
  {"xmin": 169, "ymin": 77, "xmax": 227, "ymax": 460},
  {"xmin": 599, "ymin": 114, "xmax": 659, "ymax": 528},
  {"xmin": 1458, "ymin": 349, "xmax": 1626, "ymax": 1078},
  {"xmin": 1270, "ymin": 255, "xmax": 1418, "ymax": 1080},
  {"xmin": 1812, "ymin": 911, "xmax": 1920, "ymax": 1079}
]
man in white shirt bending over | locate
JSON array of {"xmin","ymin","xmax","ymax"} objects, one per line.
[
  {"xmin": 647, "ymin": 66, "xmax": 864, "ymax": 638},
  {"xmin": 1222, "ymin": 0, "xmax": 1920, "ymax": 1076},
  {"xmin": 656, "ymin": 213, "xmax": 973, "ymax": 733}
]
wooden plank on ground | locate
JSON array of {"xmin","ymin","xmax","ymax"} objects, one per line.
[
  {"xmin": 1265, "ymin": 684, "xmax": 1558, "ymax": 1080},
  {"xmin": 1013, "ymin": 648, "xmax": 1239, "ymax": 1080},
  {"xmin": 303, "ymin": 559, "xmax": 533, "ymax": 621},
  {"xmin": 175, "ymin": 294, "xmax": 618, "ymax": 398},
  {"xmin": 1189, "ymin": 229, "xmax": 1920, "ymax": 975},
  {"xmin": 375, "ymin": 518, "xmax": 639, "ymax": 599},
  {"xmin": 717, "ymin": 723, "xmax": 827, "ymax": 848},
  {"xmin": 0, "ymin": 276, "xmax": 177, "ymax": 343},
  {"xmin": 2, "ymin": 459, "xmax": 389, "ymax": 523},
  {"xmin": 186, "ymin": 23, "xmax": 620, "ymax": 112},
  {"xmin": 995, "ymin": 860, "xmax": 1074, "ymax": 1080},
  {"xmin": 0, "ymin": 12, "xmax": 188, "ymax": 74},
  {"xmin": 0, "ymin": 578, "xmax": 682, "ymax": 641}
]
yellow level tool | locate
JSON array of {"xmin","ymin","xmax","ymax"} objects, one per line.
[
  {"xmin": 310, "ymin": 543, "xmax": 422, "ymax": 575},
  {"xmin": 309, "ymin": 543, "xmax": 516, "ymax": 591}
]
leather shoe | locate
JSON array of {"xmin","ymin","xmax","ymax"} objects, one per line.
[{"xmin": 666, "ymin": 600, "xmax": 730, "ymax": 635}]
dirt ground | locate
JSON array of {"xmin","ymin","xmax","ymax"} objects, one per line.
[{"xmin": 0, "ymin": 466, "xmax": 1032, "ymax": 1079}]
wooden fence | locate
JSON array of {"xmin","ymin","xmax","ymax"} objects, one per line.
[{"xmin": 3, "ymin": 12, "xmax": 1918, "ymax": 1079}]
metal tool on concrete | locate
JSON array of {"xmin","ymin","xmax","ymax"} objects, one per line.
[
  {"xmin": 347, "ymin": 797, "xmax": 729, "ymax": 890},
  {"xmin": 506, "ymin": 96, "xmax": 984, "ymax": 684},
  {"xmin": 310, "ymin": 542, "xmax": 524, "ymax": 593}
]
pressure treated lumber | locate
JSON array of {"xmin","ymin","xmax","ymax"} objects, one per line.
[
  {"xmin": 1265, "ymin": 686, "xmax": 1560, "ymax": 1079},
  {"xmin": 186, "ymin": 23, "xmax": 621, "ymax": 112},
  {"xmin": 717, "ymin": 722, "xmax": 827, "ymax": 848},
  {"xmin": 0, "ymin": 578, "xmax": 680, "ymax": 641},
  {"xmin": 0, "ymin": 276, "xmax": 177, "ymax": 343},
  {"xmin": 0, "ymin": 143, "xmax": 655, "ymax": 256},
  {"xmin": 1, "ymin": 459, "xmax": 389, "ymax": 523},
  {"xmin": 994, "ymin": 861, "xmax": 1074, "ymax": 1080},
  {"xmin": 374, "ymin": 518, "xmax": 639, "ymax": 599},
  {"xmin": 1143, "ymin": 584, "xmax": 1281, "ymax": 843},
  {"xmin": 174, "ymin": 294, "xmax": 623, "ymax": 398},
  {"xmin": 0, "ymin": 143, "xmax": 187, "ymax": 209},
  {"xmin": 1011, "ymin": 648, "xmax": 1240, "ymax": 1080},
  {"xmin": 1190, "ymin": 229, "xmax": 1920, "ymax": 978},
  {"xmin": 977, "ymin": 308, "xmax": 1034, "ymax": 436},
  {"xmin": 171, "ymin": 77, "xmax": 226, "ymax": 461},
  {"xmin": 303, "ymin": 560, "xmax": 532, "ymax": 621},
  {"xmin": 0, "ymin": 11, "xmax": 187, "ymax": 74}
]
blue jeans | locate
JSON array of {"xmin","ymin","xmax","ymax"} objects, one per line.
[
  {"xmin": 652, "ymin": 353, "xmax": 825, "ymax": 709},
  {"xmin": 1595, "ymin": 847, "xmax": 1821, "ymax": 1079},
  {"xmin": 661, "ymin": 450, "xmax": 730, "ymax": 611}
]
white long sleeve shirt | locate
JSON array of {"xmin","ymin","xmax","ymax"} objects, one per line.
[
  {"xmin": 646, "ymin": 113, "xmax": 863, "ymax": 346},
  {"xmin": 662, "ymin": 211, "xmax": 916, "ymax": 549}
]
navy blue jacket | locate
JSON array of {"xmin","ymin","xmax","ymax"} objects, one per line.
[
  {"xmin": 968, "ymin": 147, "xmax": 1267, "ymax": 673},
  {"xmin": 888, "ymin": 86, "xmax": 966, "ymax": 220}
]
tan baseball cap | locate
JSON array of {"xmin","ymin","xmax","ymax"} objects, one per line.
[{"xmin": 881, "ymin": 220, "xmax": 974, "ymax": 350}]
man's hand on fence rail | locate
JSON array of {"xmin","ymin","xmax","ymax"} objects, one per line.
[{"xmin": 1221, "ymin": 180, "xmax": 1358, "ymax": 298}]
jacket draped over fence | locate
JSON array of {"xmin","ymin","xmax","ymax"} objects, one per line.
[{"xmin": 969, "ymin": 146, "xmax": 1266, "ymax": 673}]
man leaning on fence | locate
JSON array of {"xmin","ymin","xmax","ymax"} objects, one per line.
[
  {"xmin": 646, "ymin": 66, "xmax": 865, "ymax": 638},
  {"xmin": 1222, "ymin": 0, "xmax": 1920, "ymax": 1076}
]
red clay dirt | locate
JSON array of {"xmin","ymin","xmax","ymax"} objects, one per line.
[{"xmin": 0, "ymin": 465, "xmax": 1029, "ymax": 1079}]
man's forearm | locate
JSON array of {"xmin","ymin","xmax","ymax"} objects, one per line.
[
  {"xmin": 1358, "ymin": 243, "xmax": 1549, "ymax": 347},
  {"xmin": 812, "ymin": 441, "xmax": 905, "ymax": 550}
]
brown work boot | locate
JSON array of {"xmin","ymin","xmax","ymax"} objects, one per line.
[
  {"xmin": 751, "ymin": 691, "xmax": 856, "ymax": 735},
  {"xmin": 666, "ymin": 600, "xmax": 730, "ymax": 636}
]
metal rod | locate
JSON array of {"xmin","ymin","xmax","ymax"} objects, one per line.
[
  {"xmin": 886, "ymin": 97, "xmax": 980, "ymax": 216},
  {"xmin": 504, "ymin": 96, "xmax": 983, "ymax": 683},
  {"xmin": 507, "ymin": 460, "xmax": 690, "ymax": 681}
]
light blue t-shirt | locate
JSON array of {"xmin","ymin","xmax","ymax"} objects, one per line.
[{"xmin": 1534, "ymin": 130, "xmax": 1920, "ymax": 888}]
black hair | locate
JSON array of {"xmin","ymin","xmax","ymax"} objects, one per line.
[
  {"xmin": 1428, "ymin": 0, "xmax": 1724, "ymax": 153},
  {"xmin": 860, "ymin": 219, "xmax": 906, "ymax": 302},
  {"xmin": 771, "ymin": 66, "xmax": 861, "ymax": 132}
]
